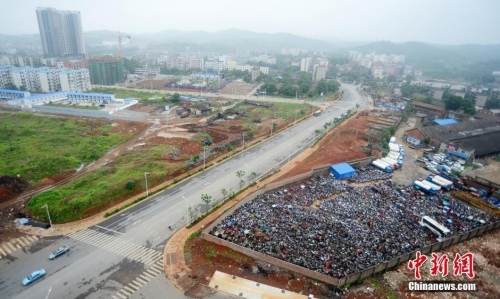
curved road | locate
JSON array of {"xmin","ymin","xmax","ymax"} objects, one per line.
[{"xmin": 0, "ymin": 84, "xmax": 368, "ymax": 299}]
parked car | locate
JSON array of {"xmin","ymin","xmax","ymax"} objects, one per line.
[
  {"xmin": 48, "ymin": 246, "xmax": 70, "ymax": 260},
  {"xmin": 22, "ymin": 269, "xmax": 46, "ymax": 286}
]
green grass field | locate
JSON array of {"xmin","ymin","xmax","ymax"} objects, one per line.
[
  {"xmin": 92, "ymin": 87, "xmax": 169, "ymax": 104},
  {"xmin": 234, "ymin": 102, "xmax": 314, "ymax": 121},
  {"xmin": 6, "ymin": 98, "xmax": 315, "ymax": 223},
  {"xmin": 0, "ymin": 112, "xmax": 131, "ymax": 182}
]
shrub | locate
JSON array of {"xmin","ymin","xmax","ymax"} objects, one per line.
[{"xmin": 125, "ymin": 180, "xmax": 135, "ymax": 190}]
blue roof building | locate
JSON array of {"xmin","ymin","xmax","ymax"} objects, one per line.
[
  {"xmin": 330, "ymin": 163, "xmax": 356, "ymax": 179},
  {"xmin": 433, "ymin": 119, "xmax": 458, "ymax": 126}
]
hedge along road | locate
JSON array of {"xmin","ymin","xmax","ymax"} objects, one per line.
[{"xmin": 4, "ymin": 83, "xmax": 367, "ymax": 299}]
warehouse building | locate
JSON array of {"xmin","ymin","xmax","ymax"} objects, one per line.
[{"xmin": 404, "ymin": 119, "xmax": 500, "ymax": 161}]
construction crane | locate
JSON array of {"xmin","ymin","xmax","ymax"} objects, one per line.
[{"xmin": 118, "ymin": 31, "xmax": 131, "ymax": 59}]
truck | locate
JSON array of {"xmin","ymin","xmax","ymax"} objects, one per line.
[
  {"xmin": 427, "ymin": 175, "xmax": 453, "ymax": 191},
  {"xmin": 381, "ymin": 157, "xmax": 399, "ymax": 170},
  {"xmin": 420, "ymin": 180, "xmax": 442, "ymax": 191},
  {"xmin": 389, "ymin": 136, "xmax": 396, "ymax": 143},
  {"xmin": 436, "ymin": 164, "xmax": 451, "ymax": 173},
  {"xmin": 414, "ymin": 180, "xmax": 437, "ymax": 195},
  {"xmin": 387, "ymin": 152, "xmax": 403, "ymax": 161},
  {"xmin": 383, "ymin": 157, "xmax": 403, "ymax": 167},
  {"xmin": 372, "ymin": 159, "xmax": 393, "ymax": 173},
  {"xmin": 389, "ymin": 143, "xmax": 400, "ymax": 152}
]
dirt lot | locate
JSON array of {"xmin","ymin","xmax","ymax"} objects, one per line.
[
  {"xmin": 275, "ymin": 113, "xmax": 390, "ymax": 180},
  {"xmin": 218, "ymin": 81, "xmax": 257, "ymax": 96}
]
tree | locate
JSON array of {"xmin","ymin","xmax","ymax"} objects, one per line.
[
  {"xmin": 236, "ymin": 170, "xmax": 245, "ymax": 183},
  {"xmin": 125, "ymin": 180, "xmax": 135, "ymax": 190},
  {"xmin": 221, "ymin": 188, "xmax": 228, "ymax": 200},
  {"xmin": 201, "ymin": 193, "xmax": 212, "ymax": 205},
  {"xmin": 123, "ymin": 58, "xmax": 142, "ymax": 74},
  {"xmin": 279, "ymin": 83, "xmax": 295, "ymax": 97},
  {"xmin": 327, "ymin": 80, "xmax": 340, "ymax": 93},
  {"xmin": 484, "ymin": 98, "xmax": 500, "ymax": 109},
  {"xmin": 316, "ymin": 79, "xmax": 328, "ymax": 95},
  {"xmin": 171, "ymin": 93, "xmax": 180, "ymax": 103},
  {"xmin": 299, "ymin": 82, "xmax": 310, "ymax": 94},
  {"xmin": 443, "ymin": 95, "xmax": 463, "ymax": 111},
  {"xmin": 401, "ymin": 83, "xmax": 416, "ymax": 97}
]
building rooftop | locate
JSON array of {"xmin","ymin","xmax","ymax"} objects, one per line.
[
  {"xmin": 0, "ymin": 89, "xmax": 29, "ymax": 95},
  {"xmin": 433, "ymin": 119, "xmax": 458, "ymax": 126},
  {"xmin": 474, "ymin": 111, "xmax": 500, "ymax": 123},
  {"xmin": 456, "ymin": 131, "xmax": 500, "ymax": 155},
  {"xmin": 420, "ymin": 119, "xmax": 500, "ymax": 142},
  {"xmin": 90, "ymin": 56, "xmax": 123, "ymax": 62},
  {"xmin": 414, "ymin": 101, "xmax": 446, "ymax": 111}
]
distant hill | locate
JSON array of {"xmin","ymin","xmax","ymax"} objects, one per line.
[
  {"xmin": 138, "ymin": 28, "xmax": 334, "ymax": 50},
  {"xmin": 350, "ymin": 41, "xmax": 500, "ymax": 64},
  {"xmin": 350, "ymin": 41, "xmax": 500, "ymax": 83}
]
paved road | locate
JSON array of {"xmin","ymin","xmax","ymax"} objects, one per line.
[{"xmin": 0, "ymin": 84, "xmax": 367, "ymax": 298}]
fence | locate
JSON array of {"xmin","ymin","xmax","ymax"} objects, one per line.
[
  {"xmin": 338, "ymin": 220, "xmax": 500, "ymax": 286},
  {"xmin": 203, "ymin": 155, "xmax": 500, "ymax": 287}
]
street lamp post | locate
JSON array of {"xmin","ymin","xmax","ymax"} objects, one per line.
[
  {"xmin": 144, "ymin": 172, "xmax": 150, "ymax": 196},
  {"xmin": 42, "ymin": 204, "xmax": 53, "ymax": 231},
  {"xmin": 203, "ymin": 147, "xmax": 207, "ymax": 171},
  {"xmin": 242, "ymin": 132, "xmax": 246, "ymax": 150},
  {"xmin": 270, "ymin": 122, "xmax": 274, "ymax": 137}
]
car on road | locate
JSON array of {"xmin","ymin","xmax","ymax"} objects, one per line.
[
  {"xmin": 48, "ymin": 245, "xmax": 70, "ymax": 260},
  {"xmin": 22, "ymin": 269, "xmax": 46, "ymax": 286}
]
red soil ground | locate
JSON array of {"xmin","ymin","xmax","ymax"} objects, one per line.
[
  {"xmin": 184, "ymin": 238, "xmax": 338, "ymax": 298},
  {"xmin": 276, "ymin": 114, "xmax": 374, "ymax": 180}
]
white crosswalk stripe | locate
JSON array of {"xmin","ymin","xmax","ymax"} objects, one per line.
[
  {"xmin": 112, "ymin": 257, "xmax": 165, "ymax": 298},
  {"xmin": 66, "ymin": 229, "xmax": 161, "ymax": 265},
  {"xmin": 0, "ymin": 234, "xmax": 39, "ymax": 258}
]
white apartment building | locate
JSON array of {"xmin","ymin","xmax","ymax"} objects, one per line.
[
  {"xmin": 0, "ymin": 66, "xmax": 90, "ymax": 92},
  {"xmin": 372, "ymin": 66, "xmax": 384, "ymax": 79},
  {"xmin": 250, "ymin": 55, "xmax": 276, "ymax": 64},
  {"xmin": 0, "ymin": 66, "xmax": 12, "ymax": 88},
  {"xmin": 10, "ymin": 67, "xmax": 39, "ymax": 92},
  {"xmin": 312, "ymin": 64, "xmax": 326, "ymax": 82},
  {"xmin": 59, "ymin": 68, "xmax": 91, "ymax": 92},
  {"xmin": 300, "ymin": 57, "xmax": 312, "ymax": 72},
  {"xmin": 204, "ymin": 60, "xmax": 225, "ymax": 72}
]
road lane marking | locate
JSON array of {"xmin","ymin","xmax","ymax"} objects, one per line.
[
  {"xmin": 123, "ymin": 286, "xmax": 135, "ymax": 294},
  {"xmin": 95, "ymin": 225, "xmax": 123, "ymax": 235},
  {"xmin": 67, "ymin": 228, "xmax": 161, "ymax": 265},
  {"xmin": 6, "ymin": 243, "xmax": 16, "ymax": 252}
]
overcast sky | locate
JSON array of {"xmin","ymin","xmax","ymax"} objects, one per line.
[{"xmin": 1, "ymin": 0, "xmax": 499, "ymax": 45}]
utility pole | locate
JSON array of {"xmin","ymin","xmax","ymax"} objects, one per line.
[
  {"xmin": 42, "ymin": 204, "xmax": 53, "ymax": 231},
  {"xmin": 242, "ymin": 132, "xmax": 246, "ymax": 149},
  {"xmin": 203, "ymin": 147, "xmax": 207, "ymax": 171},
  {"xmin": 144, "ymin": 172, "xmax": 150, "ymax": 196}
]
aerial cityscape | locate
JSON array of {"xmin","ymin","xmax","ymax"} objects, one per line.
[{"xmin": 1, "ymin": 1, "xmax": 500, "ymax": 298}]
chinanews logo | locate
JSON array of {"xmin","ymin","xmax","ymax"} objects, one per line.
[{"xmin": 407, "ymin": 251, "xmax": 477, "ymax": 292}]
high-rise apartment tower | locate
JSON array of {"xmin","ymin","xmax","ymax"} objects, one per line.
[{"xmin": 36, "ymin": 7, "xmax": 86, "ymax": 56}]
